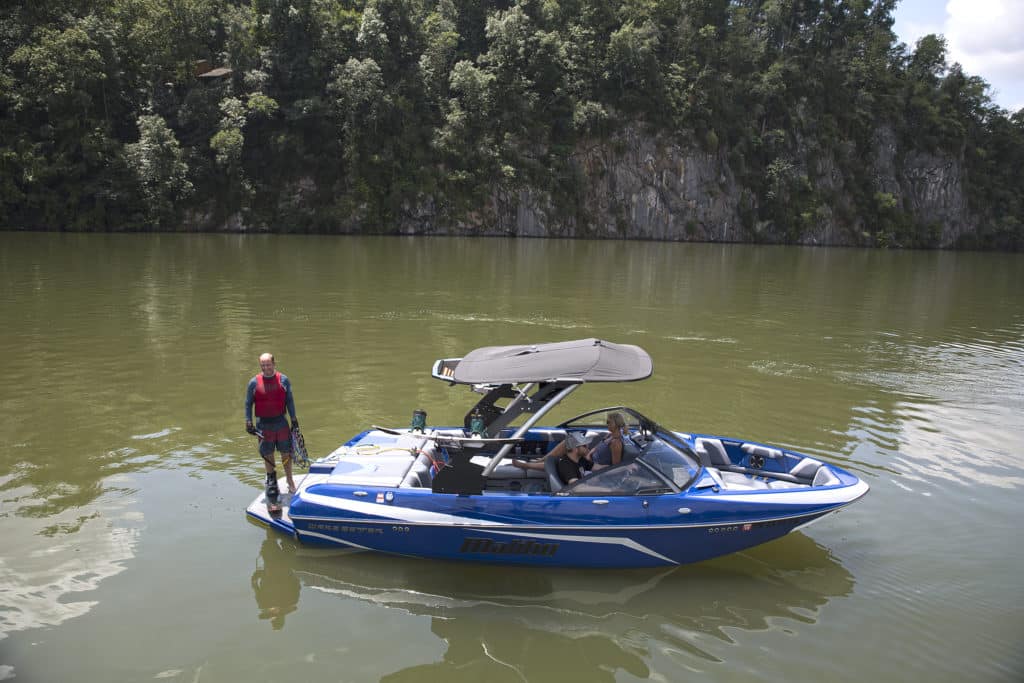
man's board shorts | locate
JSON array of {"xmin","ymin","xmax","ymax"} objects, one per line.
[{"xmin": 257, "ymin": 416, "xmax": 293, "ymax": 458}]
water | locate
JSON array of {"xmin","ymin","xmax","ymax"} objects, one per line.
[{"xmin": 1, "ymin": 233, "xmax": 1022, "ymax": 682}]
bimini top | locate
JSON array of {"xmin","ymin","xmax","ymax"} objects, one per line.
[{"xmin": 434, "ymin": 338, "xmax": 653, "ymax": 385}]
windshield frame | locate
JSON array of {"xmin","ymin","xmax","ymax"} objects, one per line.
[
  {"xmin": 557, "ymin": 406, "xmax": 702, "ymax": 494},
  {"xmin": 557, "ymin": 405, "xmax": 658, "ymax": 435}
]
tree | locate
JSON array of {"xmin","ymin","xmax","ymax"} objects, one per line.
[{"xmin": 124, "ymin": 113, "xmax": 193, "ymax": 228}]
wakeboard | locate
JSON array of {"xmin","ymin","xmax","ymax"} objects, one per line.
[
  {"xmin": 266, "ymin": 489, "xmax": 292, "ymax": 516},
  {"xmin": 266, "ymin": 495, "xmax": 282, "ymax": 516}
]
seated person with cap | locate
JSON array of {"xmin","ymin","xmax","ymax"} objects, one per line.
[{"xmin": 511, "ymin": 432, "xmax": 593, "ymax": 485}]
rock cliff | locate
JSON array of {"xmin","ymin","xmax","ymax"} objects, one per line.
[{"xmin": 216, "ymin": 124, "xmax": 976, "ymax": 248}]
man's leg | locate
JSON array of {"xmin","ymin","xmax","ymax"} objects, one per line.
[
  {"xmin": 282, "ymin": 451, "xmax": 296, "ymax": 492},
  {"xmin": 260, "ymin": 440, "xmax": 280, "ymax": 501}
]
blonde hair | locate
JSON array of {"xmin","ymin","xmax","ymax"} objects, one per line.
[{"xmin": 607, "ymin": 412, "xmax": 626, "ymax": 431}]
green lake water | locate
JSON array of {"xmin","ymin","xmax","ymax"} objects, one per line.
[{"xmin": 1, "ymin": 233, "xmax": 1022, "ymax": 682}]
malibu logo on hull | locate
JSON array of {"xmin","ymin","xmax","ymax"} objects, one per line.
[{"xmin": 460, "ymin": 537, "xmax": 558, "ymax": 556}]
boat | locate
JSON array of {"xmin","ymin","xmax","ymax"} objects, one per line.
[{"xmin": 246, "ymin": 339, "xmax": 868, "ymax": 568}]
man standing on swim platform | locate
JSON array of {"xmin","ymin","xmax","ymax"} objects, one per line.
[{"xmin": 245, "ymin": 353, "xmax": 299, "ymax": 501}]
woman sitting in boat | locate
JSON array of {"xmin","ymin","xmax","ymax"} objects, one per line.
[
  {"xmin": 590, "ymin": 412, "xmax": 627, "ymax": 471},
  {"xmin": 512, "ymin": 412, "xmax": 630, "ymax": 484},
  {"xmin": 511, "ymin": 432, "xmax": 593, "ymax": 485}
]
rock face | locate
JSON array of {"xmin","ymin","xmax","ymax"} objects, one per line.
[
  {"xmin": 408, "ymin": 125, "xmax": 747, "ymax": 242},
  {"xmin": 206, "ymin": 124, "xmax": 977, "ymax": 247},
  {"xmin": 873, "ymin": 125, "xmax": 974, "ymax": 246},
  {"xmin": 417, "ymin": 124, "xmax": 972, "ymax": 247},
  {"xmin": 573, "ymin": 127, "xmax": 742, "ymax": 242}
]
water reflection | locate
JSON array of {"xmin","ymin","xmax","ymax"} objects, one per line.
[
  {"xmin": 0, "ymin": 476, "xmax": 140, "ymax": 641},
  {"xmin": 838, "ymin": 321, "xmax": 1024, "ymax": 489},
  {"xmin": 2, "ymin": 234, "xmax": 1022, "ymax": 680},
  {"xmin": 264, "ymin": 531, "xmax": 853, "ymax": 679},
  {"xmin": 251, "ymin": 532, "xmax": 301, "ymax": 630},
  {"xmin": 3, "ymin": 234, "xmax": 1021, "ymax": 519},
  {"xmin": 381, "ymin": 616, "xmax": 648, "ymax": 682}
]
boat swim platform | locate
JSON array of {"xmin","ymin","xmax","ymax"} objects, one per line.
[{"xmin": 246, "ymin": 491, "xmax": 297, "ymax": 537}]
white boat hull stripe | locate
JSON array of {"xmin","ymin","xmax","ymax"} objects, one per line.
[
  {"xmin": 302, "ymin": 492, "xmax": 505, "ymax": 526},
  {"xmin": 484, "ymin": 528, "xmax": 678, "ymax": 564}
]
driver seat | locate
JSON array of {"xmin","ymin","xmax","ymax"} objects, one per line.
[{"xmin": 544, "ymin": 456, "xmax": 564, "ymax": 492}]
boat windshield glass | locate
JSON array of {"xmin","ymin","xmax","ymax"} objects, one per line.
[
  {"xmin": 564, "ymin": 460, "xmax": 673, "ymax": 496},
  {"xmin": 638, "ymin": 435, "xmax": 700, "ymax": 488}
]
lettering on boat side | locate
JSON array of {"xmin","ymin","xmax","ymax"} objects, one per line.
[
  {"xmin": 707, "ymin": 520, "xmax": 786, "ymax": 534},
  {"xmin": 459, "ymin": 537, "xmax": 558, "ymax": 556},
  {"xmin": 308, "ymin": 523, "xmax": 383, "ymax": 535}
]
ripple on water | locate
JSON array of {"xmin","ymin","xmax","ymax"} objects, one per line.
[
  {"xmin": 371, "ymin": 309, "xmax": 587, "ymax": 331},
  {"xmin": 0, "ymin": 486, "xmax": 140, "ymax": 641},
  {"xmin": 130, "ymin": 427, "xmax": 181, "ymax": 440},
  {"xmin": 835, "ymin": 325, "xmax": 1024, "ymax": 491}
]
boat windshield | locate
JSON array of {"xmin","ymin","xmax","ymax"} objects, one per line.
[
  {"xmin": 564, "ymin": 460, "xmax": 674, "ymax": 496},
  {"xmin": 637, "ymin": 433, "xmax": 700, "ymax": 489},
  {"xmin": 561, "ymin": 433, "xmax": 699, "ymax": 496}
]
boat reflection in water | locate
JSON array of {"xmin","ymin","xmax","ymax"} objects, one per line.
[{"xmin": 253, "ymin": 527, "xmax": 854, "ymax": 677}]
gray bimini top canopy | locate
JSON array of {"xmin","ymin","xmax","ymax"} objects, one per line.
[{"xmin": 433, "ymin": 338, "xmax": 653, "ymax": 385}]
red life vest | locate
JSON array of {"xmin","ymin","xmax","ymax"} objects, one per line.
[{"xmin": 254, "ymin": 372, "xmax": 286, "ymax": 418}]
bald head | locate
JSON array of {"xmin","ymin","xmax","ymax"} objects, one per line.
[{"xmin": 259, "ymin": 353, "xmax": 276, "ymax": 376}]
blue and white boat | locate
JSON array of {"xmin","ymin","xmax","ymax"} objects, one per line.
[{"xmin": 246, "ymin": 339, "xmax": 868, "ymax": 568}]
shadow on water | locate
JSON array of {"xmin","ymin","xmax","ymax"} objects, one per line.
[{"xmin": 250, "ymin": 527, "xmax": 853, "ymax": 680}]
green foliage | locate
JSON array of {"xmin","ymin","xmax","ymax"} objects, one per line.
[
  {"xmin": 124, "ymin": 114, "xmax": 193, "ymax": 228},
  {"xmin": 246, "ymin": 93, "xmax": 279, "ymax": 118},
  {"xmin": 211, "ymin": 127, "xmax": 244, "ymax": 168},
  {"xmin": 0, "ymin": 0, "xmax": 1019, "ymax": 248}
]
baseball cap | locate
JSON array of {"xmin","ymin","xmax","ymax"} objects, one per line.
[{"xmin": 563, "ymin": 432, "xmax": 587, "ymax": 450}]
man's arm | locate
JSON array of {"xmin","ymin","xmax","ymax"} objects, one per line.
[
  {"xmin": 281, "ymin": 375, "xmax": 297, "ymax": 422},
  {"xmin": 244, "ymin": 378, "xmax": 256, "ymax": 422}
]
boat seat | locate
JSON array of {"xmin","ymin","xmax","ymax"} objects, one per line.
[
  {"xmin": 789, "ymin": 457, "xmax": 822, "ymax": 480},
  {"xmin": 716, "ymin": 470, "xmax": 765, "ymax": 490},
  {"xmin": 812, "ymin": 466, "xmax": 841, "ymax": 487},
  {"xmin": 400, "ymin": 459, "xmax": 431, "ymax": 488},
  {"xmin": 544, "ymin": 456, "xmax": 563, "ymax": 492},
  {"xmin": 694, "ymin": 438, "xmax": 731, "ymax": 467},
  {"xmin": 765, "ymin": 478, "xmax": 805, "ymax": 489},
  {"xmin": 622, "ymin": 434, "xmax": 642, "ymax": 461}
]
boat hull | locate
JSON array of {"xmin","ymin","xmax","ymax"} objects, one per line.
[
  {"xmin": 290, "ymin": 514, "xmax": 828, "ymax": 568},
  {"xmin": 248, "ymin": 479, "xmax": 866, "ymax": 568}
]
